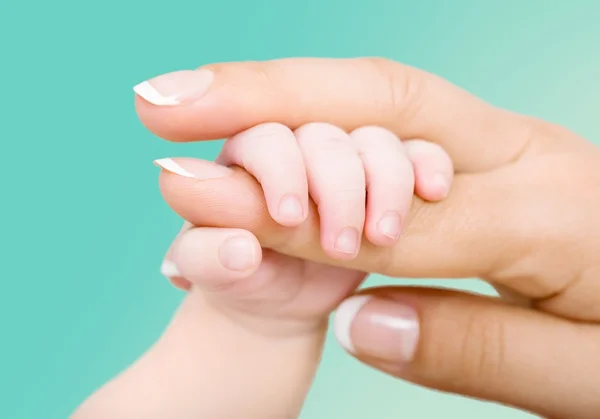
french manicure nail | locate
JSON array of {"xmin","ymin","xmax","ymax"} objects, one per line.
[
  {"xmin": 218, "ymin": 236, "xmax": 257, "ymax": 272},
  {"xmin": 377, "ymin": 212, "xmax": 402, "ymax": 240},
  {"xmin": 154, "ymin": 158, "xmax": 232, "ymax": 179},
  {"xmin": 161, "ymin": 259, "xmax": 181, "ymax": 278},
  {"xmin": 333, "ymin": 295, "xmax": 372, "ymax": 352},
  {"xmin": 334, "ymin": 227, "xmax": 359, "ymax": 255},
  {"xmin": 334, "ymin": 296, "xmax": 420, "ymax": 363},
  {"xmin": 134, "ymin": 69, "xmax": 214, "ymax": 106}
]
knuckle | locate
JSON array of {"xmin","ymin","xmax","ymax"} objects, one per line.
[
  {"xmin": 351, "ymin": 125, "xmax": 394, "ymax": 138},
  {"xmin": 418, "ymin": 304, "xmax": 507, "ymax": 394},
  {"xmin": 351, "ymin": 126, "xmax": 400, "ymax": 150},
  {"xmin": 254, "ymin": 121, "xmax": 292, "ymax": 135},
  {"xmin": 455, "ymin": 310, "xmax": 507, "ymax": 389},
  {"xmin": 295, "ymin": 122, "xmax": 348, "ymax": 143},
  {"xmin": 363, "ymin": 57, "xmax": 425, "ymax": 124},
  {"xmin": 229, "ymin": 123, "xmax": 296, "ymax": 172},
  {"xmin": 522, "ymin": 115, "xmax": 574, "ymax": 142},
  {"xmin": 313, "ymin": 185, "xmax": 366, "ymax": 214},
  {"xmin": 253, "ymin": 61, "xmax": 285, "ymax": 96},
  {"xmin": 369, "ymin": 246, "xmax": 397, "ymax": 275},
  {"xmin": 404, "ymin": 139, "xmax": 445, "ymax": 156},
  {"xmin": 316, "ymin": 136, "xmax": 356, "ymax": 155},
  {"xmin": 507, "ymin": 115, "xmax": 581, "ymax": 163},
  {"xmin": 367, "ymin": 157, "xmax": 414, "ymax": 189},
  {"xmin": 366, "ymin": 165, "xmax": 414, "ymax": 193},
  {"xmin": 297, "ymin": 126, "xmax": 356, "ymax": 157},
  {"xmin": 240, "ymin": 122, "xmax": 293, "ymax": 143},
  {"xmin": 380, "ymin": 180, "xmax": 415, "ymax": 200},
  {"xmin": 403, "ymin": 140, "xmax": 453, "ymax": 173},
  {"xmin": 362, "ymin": 57, "xmax": 398, "ymax": 77},
  {"xmin": 241, "ymin": 61, "xmax": 297, "ymax": 116}
]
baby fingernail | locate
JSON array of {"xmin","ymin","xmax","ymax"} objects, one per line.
[
  {"xmin": 219, "ymin": 236, "xmax": 257, "ymax": 271},
  {"xmin": 377, "ymin": 212, "xmax": 402, "ymax": 240},
  {"xmin": 278, "ymin": 194, "xmax": 304, "ymax": 221},
  {"xmin": 433, "ymin": 172, "xmax": 450, "ymax": 195},
  {"xmin": 334, "ymin": 295, "xmax": 419, "ymax": 363},
  {"xmin": 154, "ymin": 158, "xmax": 232, "ymax": 179},
  {"xmin": 134, "ymin": 69, "xmax": 214, "ymax": 106},
  {"xmin": 334, "ymin": 227, "xmax": 359, "ymax": 255}
]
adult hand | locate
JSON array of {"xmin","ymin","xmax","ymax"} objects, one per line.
[{"xmin": 135, "ymin": 58, "xmax": 600, "ymax": 418}]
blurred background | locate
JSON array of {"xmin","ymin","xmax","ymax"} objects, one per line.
[{"xmin": 1, "ymin": 0, "xmax": 599, "ymax": 417}]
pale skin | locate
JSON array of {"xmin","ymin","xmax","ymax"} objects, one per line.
[
  {"xmin": 76, "ymin": 57, "xmax": 600, "ymax": 419},
  {"xmin": 72, "ymin": 123, "xmax": 454, "ymax": 418}
]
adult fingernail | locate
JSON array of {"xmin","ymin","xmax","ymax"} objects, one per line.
[
  {"xmin": 334, "ymin": 295, "xmax": 419, "ymax": 363},
  {"xmin": 218, "ymin": 236, "xmax": 257, "ymax": 272},
  {"xmin": 162, "ymin": 259, "xmax": 191, "ymax": 291},
  {"xmin": 154, "ymin": 158, "xmax": 232, "ymax": 179},
  {"xmin": 334, "ymin": 227, "xmax": 359, "ymax": 255},
  {"xmin": 134, "ymin": 69, "xmax": 214, "ymax": 106},
  {"xmin": 278, "ymin": 194, "xmax": 304, "ymax": 221},
  {"xmin": 161, "ymin": 259, "xmax": 181, "ymax": 278},
  {"xmin": 377, "ymin": 212, "xmax": 402, "ymax": 240},
  {"xmin": 161, "ymin": 221, "xmax": 193, "ymax": 276}
]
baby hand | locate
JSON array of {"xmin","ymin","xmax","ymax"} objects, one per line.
[
  {"xmin": 217, "ymin": 122, "xmax": 452, "ymax": 258},
  {"xmin": 157, "ymin": 122, "xmax": 453, "ymax": 334}
]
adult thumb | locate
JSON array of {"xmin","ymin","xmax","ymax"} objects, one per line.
[{"xmin": 333, "ymin": 287, "xmax": 600, "ymax": 419}]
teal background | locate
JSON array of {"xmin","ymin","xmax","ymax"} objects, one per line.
[{"xmin": 1, "ymin": 0, "xmax": 599, "ymax": 418}]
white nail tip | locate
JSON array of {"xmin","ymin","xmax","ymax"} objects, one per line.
[
  {"xmin": 160, "ymin": 260, "xmax": 181, "ymax": 278},
  {"xmin": 133, "ymin": 81, "xmax": 180, "ymax": 106},
  {"xmin": 153, "ymin": 158, "xmax": 196, "ymax": 178},
  {"xmin": 333, "ymin": 295, "xmax": 372, "ymax": 353}
]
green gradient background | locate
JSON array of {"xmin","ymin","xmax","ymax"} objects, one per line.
[{"xmin": 1, "ymin": 0, "xmax": 599, "ymax": 418}]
